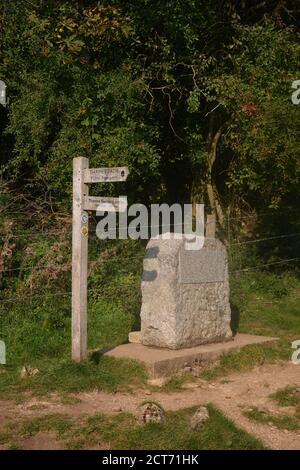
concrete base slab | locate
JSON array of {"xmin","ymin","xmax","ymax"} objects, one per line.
[{"xmin": 105, "ymin": 333, "xmax": 278, "ymax": 378}]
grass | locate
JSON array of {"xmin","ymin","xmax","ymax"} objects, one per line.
[
  {"xmin": 0, "ymin": 294, "xmax": 148, "ymax": 400},
  {"xmin": 200, "ymin": 341, "xmax": 287, "ymax": 381},
  {"xmin": 20, "ymin": 413, "xmax": 73, "ymax": 438},
  {"xmin": 0, "ymin": 404, "xmax": 265, "ymax": 450},
  {"xmin": 0, "ymin": 239, "xmax": 148, "ymax": 399},
  {"xmin": 244, "ymin": 386, "xmax": 300, "ymax": 431},
  {"xmin": 0, "ymin": 413, "xmax": 73, "ymax": 449},
  {"xmin": 1, "ymin": 237, "xmax": 300, "ymax": 398},
  {"xmin": 161, "ymin": 373, "xmax": 197, "ymax": 392},
  {"xmin": 269, "ymin": 386, "xmax": 300, "ymax": 422},
  {"xmin": 270, "ymin": 386, "xmax": 300, "ymax": 407},
  {"xmin": 0, "ymin": 232, "xmax": 299, "ymax": 451},
  {"xmin": 244, "ymin": 406, "xmax": 300, "ymax": 431},
  {"xmin": 198, "ymin": 269, "xmax": 300, "ymax": 380},
  {"xmin": 59, "ymin": 394, "xmax": 82, "ymax": 405},
  {"xmin": 0, "ymin": 356, "xmax": 147, "ymax": 400}
]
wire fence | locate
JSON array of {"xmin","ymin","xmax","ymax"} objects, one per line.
[
  {"xmin": 2, "ymin": 222, "xmax": 300, "ymax": 242},
  {"xmin": 1, "ymin": 228, "xmax": 300, "ymax": 275},
  {"xmin": 2, "ymin": 203, "xmax": 300, "ymax": 240},
  {"xmin": 1, "ymin": 253, "xmax": 300, "ymax": 305},
  {"xmin": 1, "ymin": 211, "xmax": 300, "ymax": 305},
  {"xmin": 0, "ymin": 285, "xmax": 140, "ymax": 304},
  {"xmin": 2, "ymin": 279, "xmax": 300, "ymax": 306}
]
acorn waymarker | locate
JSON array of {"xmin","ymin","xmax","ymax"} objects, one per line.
[{"xmin": 72, "ymin": 157, "xmax": 129, "ymax": 361}]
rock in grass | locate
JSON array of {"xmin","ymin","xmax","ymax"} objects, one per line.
[
  {"xmin": 20, "ymin": 365, "xmax": 39, "ymax": 379},
  {"xmin": 139, "ymin": 402, "xmax": 166, "ymax": 425},
  {"xmin": 147, "ymin": 378, "xmax": 168, "ymax": 387},
  {"xmin": 190, "ymin": 406, "xmax": 209, "ymax": 431}
]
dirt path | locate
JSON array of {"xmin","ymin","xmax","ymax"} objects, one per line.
[{"xmin": 0, "ymin": 362, "xmax": 299, "ymax": 450}]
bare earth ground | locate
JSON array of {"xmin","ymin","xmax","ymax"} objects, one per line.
[{"xmin": 0, "ymin": 362, "xmax": 299, "ymax": 450}]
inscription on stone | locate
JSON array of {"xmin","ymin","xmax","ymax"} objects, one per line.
[{"xmin": 179, "ymin": 249, "xmax": 225, "ymax": 284}]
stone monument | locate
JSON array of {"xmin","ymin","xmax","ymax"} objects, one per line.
[{"xmin": 140, "ymin": 234, "xmax": 232, "ymax": 349}]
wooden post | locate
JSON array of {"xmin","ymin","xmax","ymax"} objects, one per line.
[{"xmin": 72, "ymin": 157, "xmax": 89, "ymax": 361}]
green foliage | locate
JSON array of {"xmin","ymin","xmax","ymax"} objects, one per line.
[
  {"xmin": 1, "ymin": 1, "xmax": 299, "ymax": 212},
  {"xmin": 217, "ymin": 25, "xmax": 300, "ymax": 208},
  {"xmin": 0, "ymin": 1, "xmax": 162, "ymax": 203},
  {"xmin": 231, "ymin": 270, "xmax": 297, "ymax": 301}
]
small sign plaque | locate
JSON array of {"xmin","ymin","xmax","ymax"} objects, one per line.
[
  {"xmin": 83, "ymin": 196, "xmax": 127, "ymax": 212},
  {"xmin": 81, "ymin": 212, "xmax": 88, "ymax": 225},
  {"xmin": 84, "ymin": 167, "xmax": 129, "ymax": 183}
]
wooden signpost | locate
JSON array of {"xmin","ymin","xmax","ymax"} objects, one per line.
[{"xmin": 72, "ymin": 157, "xmax": 129, "ymax": 362}]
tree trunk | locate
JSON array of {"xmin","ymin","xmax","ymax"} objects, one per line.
[{"xmin": 207, "ymin": 118, "xmax": 225, "ymax": 229}]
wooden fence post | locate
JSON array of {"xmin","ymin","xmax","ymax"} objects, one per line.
[{"xmin": 72, "ymin": 157, "xmax": 89, "ymax": 361}]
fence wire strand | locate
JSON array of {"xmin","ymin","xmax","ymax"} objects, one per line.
[
  {"xmin": 1, "ymin": 255, "xmax": 300, "ymax": 304},
  {"xmin": 1, "ymin": 211, "xmax": 300, "ymax": 303}
]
